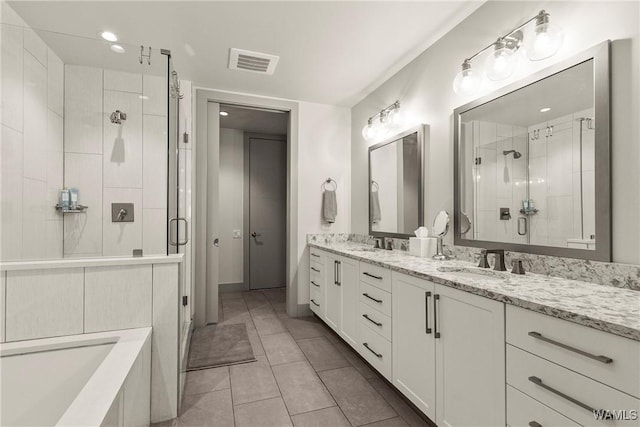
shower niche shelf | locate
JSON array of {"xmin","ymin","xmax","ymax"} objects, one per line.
[{"xmin": 55, "ymin": 204, "xmax": 88, "ymax": 214}]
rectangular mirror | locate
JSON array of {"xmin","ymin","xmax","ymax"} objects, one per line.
[
  {"xmin": 454, "ymin": 41, "xmax": 611, "ymax": 261},
  {"xmin": 369, "ymin": 125, "xmax": 425, "ymax": 238}
]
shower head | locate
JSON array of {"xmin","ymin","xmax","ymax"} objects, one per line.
[{"xmin": 503, "ymin": 150, "xmax": 522, "ymax": 159}]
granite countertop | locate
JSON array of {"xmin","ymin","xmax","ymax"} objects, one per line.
[{"xmin": 308, "ymin": 242, "xmax": 640, "ymax": 342}]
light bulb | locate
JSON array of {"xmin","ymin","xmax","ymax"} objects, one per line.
[
  {"xmin": 110, "ymin": 44, "xmax": 125, "ymax": 54},
  {"xmin": 100, "ymin": 31, "xmax": 118, "ymax": 42},
  {"xmin": 362, "ymin": 120, "xmax": 375, "ymax": 141},
  {"xmin": 524, "ymin": 10, "xmax": 564, "ymax": 61},
  {"xmin": 453, "ymin": 60, "xmax": 482, "ymax": 96},
  {"xmin": 485, "ymin": 39, "xmax": 517, "ymax": 81},
  {"xmin": 387, "ymin": 105, "xmax": 403, "ymax": 129}
]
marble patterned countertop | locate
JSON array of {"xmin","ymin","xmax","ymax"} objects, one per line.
[{"xmin": 308, "ymin": 242, "xmax": 640, "ymax": 342}]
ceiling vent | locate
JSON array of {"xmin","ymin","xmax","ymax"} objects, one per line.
[{"xmin": 228, "ymin": 48, "xmax": 279, "ymax": 75}]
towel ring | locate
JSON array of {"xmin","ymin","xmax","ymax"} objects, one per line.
[
  {"xmin": 371, "ymin": 180, "xmax": 379, "ymax": 191},
  {"xmin": 322, "ymin": 178, "xmax": 337, "ymax": 191}
]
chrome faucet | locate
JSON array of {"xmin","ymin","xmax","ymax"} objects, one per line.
[{"xmin": 478, "ymin": 249, "xmax": 506, "ymax": 271}]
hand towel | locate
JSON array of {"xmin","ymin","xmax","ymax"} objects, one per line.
[
  {"xmin": 371, "ymin": 190, "xmax": 381, "ymax": 223},
  {"xmin": 322, "ymin": 190, "xmax": 337, "ymax": 223}
]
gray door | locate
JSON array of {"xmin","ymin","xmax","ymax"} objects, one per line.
[{"xmin": 249, "ymin": 137, "xmax": 286, "ymax": 289}]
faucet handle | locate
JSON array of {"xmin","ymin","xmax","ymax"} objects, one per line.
[
  {"xmin": 478, "ymin": 251, "xmax": 490, "ymax": 268},
  {"xmin": 511, "ymin": 259, "xmax": 526, "ymax": 275}
]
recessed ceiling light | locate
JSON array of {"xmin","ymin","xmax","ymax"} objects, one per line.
[
  {"xmin": 110, "ymin": 44, "xmax": 125, "ymax": 54},
  {"xmin": 101, "ymin": 31, "xmax": 118, "ymax": 42},
  {"xmin": 540, "ymin": 107, "xmax": 551, "ymax": 113},
  {"xmin": 219, "ymin": 111, "xmax": 229, "ymax": 117}
]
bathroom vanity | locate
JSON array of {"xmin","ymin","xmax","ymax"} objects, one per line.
[{"xmin": 308, "ymin": 241, "xmax": 640, "ymax": 427}]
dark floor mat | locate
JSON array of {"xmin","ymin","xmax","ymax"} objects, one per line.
[{"xmin": 187, "ymin": 323, "xmax": 256, "ymax": 371}]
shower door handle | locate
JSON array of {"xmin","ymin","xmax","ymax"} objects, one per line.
[
  {"xmin": 169, "ymin": 217, "xmax": 189, "ymax": 246},
  {"xmin": 518, "ymin": 217, "xmax": 528, "ymax": 236}
]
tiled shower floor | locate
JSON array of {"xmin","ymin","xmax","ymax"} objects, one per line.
[{"xmin": 153, "ymin": 289, "xmax": 430, "ymax": 427}]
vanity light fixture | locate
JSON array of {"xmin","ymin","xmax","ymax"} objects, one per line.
[
  {"xmin": 100, "ymin": 31, "xmax": 118, "ymax": 42},
  {"xmin": 361, "ymin": 101, "xmax": 402, "ymax": 142},
  {"xmin": 453, "ymin": 10, "xmax": 564, "ymax": 95}
]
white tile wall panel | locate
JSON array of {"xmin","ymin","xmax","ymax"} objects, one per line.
[
  {"xmin": 5, "ymin": 268, "xmax": 84, "ymax": 341},
  {"xmin": 84, "ymin": 265, "xmax": 152, "ymax": 332},
  {"xmin": 46, "ymin": 110, "xmax": 64, "ymax": 221},
  {"xmin": 23, "ymin": 28, "xmax": 47, "ymax": 66},
  {"xmin": 151, "ymin": 263, "xmax": 179, "ymax": 422},
  {"xmin": 21, "ymin": 178, "xmax": 47, "ymax": 259},
  {"xmin": 23, "ymin": 50, "xmax": 47, "ymax": 181},
  {"xmin": 64, "ymin": 65, "xmax": 103, "ymax": 154},
  {"xmin": 143, "ymin": 208, "xmax": 166, "ymax": 256},
  {"xmin": 102, "ymin": 188, "xmax": 143, "ymax": 256},
  {"xmin": 47, "ymin": 49, "xmax": 64, "ymax": 116},
  {"xmin": 142, "ymin": 114, "xmax": 167, "ymax": 208},
  {"xmin": 104, "ymin": 70, "xmax": 142, "ymax": 93},
  {"xmin": 1, "ymin": 125, "xmax": 23, "ymax": 260},
  {"xmin": 0, "ymin": 272, "xmax": 5, "ymax": 342},
  {"xmin": 142, "ymin": 75, "xmax": 167, "ymax": 116},
  {"xmin": 45, "ymin": 219, "xmax": 63, "ymax": 259},
  {"xmin": 1, "ymin": 23, "xmax": 23, "ymax": 131},
  {"xmin": 64, "ymin": 153, "xmax": 103, "ymax": 255},
  {"xmin": 103, "ymin": 90, "xmax": 143, "ymax": 188}
]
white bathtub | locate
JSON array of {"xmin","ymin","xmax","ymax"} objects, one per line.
[{"xmin": 0, "ymin": 327, "xmax": 152, "ymax": 427}]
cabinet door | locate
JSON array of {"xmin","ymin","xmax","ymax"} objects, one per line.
[
  {"xmin": 324, "ymin": 255, "xmax": 341, "ymax": 331},
  {"xmin": 339, "ymin": 256, "xmax": 359, "ymax": 347},
  {"xmin": 392, "ymin": 273, "xmax": 436, "ymax": 420},
  {"xmin": 435, "ymin": 284, "xmax": 505, "ymax": 427}
]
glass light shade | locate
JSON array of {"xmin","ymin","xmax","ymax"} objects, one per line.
[
  {"xmin": 371, "ymin": 118, "xmax": 386, "ymax": 140},
  {"xmin": 524, "ymin": 22, "xmax": 564, "ymax": 61},
  {"xmin": 387, "ymin": 107, "xmax": 403, "ymax": 129},
  {"xmin": 453, "ymin": 66, "xmax": 482, "ymax": 96},
  {"xmin": 362, "ymin": 122, "xmax": 375, "ymax": 140},
  {"xmin": 485, "ymin": 46, "xmax": 517, "ymax": 81}
]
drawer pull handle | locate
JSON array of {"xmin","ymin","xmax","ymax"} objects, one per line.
[
  {"xmin": 311, "ymin": 281, "xmax": 320, "ymax": 287},
  {"xmin": 433, "ymin": 294, "xmax": 441, "ymax": 339},
  {"xmin": 529, "ymin": 422, "xmax": 542, "ymax": 427},
  {"xmin": 528, "ymin": 376, "xmax": 596, "ymax": 413},
  {"xmin": 311, "ymin": 267, "xmax": 320, "ymax": 273},
  {"xmin": 363, "ymin": 272, "xmax": 383, "ymax": 280},
  {"xmin": 362, "ymin": 314, "xmax": 383, "ymax": 327},
  {"xmin": 362, "ymin": 293, "xmax": 382, "ymax": 303},
  {"xmin": 528, "ymin": 331, "xmax": 613, "ymax": 364},
  {"xmin": 310, "ymin": 299, "xmax": 320, "ymax": 307},
  {"xmin": 363, "ymin": 342, "xmax": 383, "ymax": 358},
  {"xmin": 311, "ymin": 253, "xmax": 320, "ymax": 258}
]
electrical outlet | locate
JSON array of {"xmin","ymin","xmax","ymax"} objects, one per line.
[{"xmin": 232, "ymin": 230, "xmax": 241, "ymax": 239}]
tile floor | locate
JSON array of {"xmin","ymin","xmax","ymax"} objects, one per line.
[{"xmin": 154, "ymin": 289, "xmax": 430, "ymax": 427}]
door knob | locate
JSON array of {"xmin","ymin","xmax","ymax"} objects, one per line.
[{"xmin": 251, "ymin": 232, "xmax": 261, "ymax": 238}]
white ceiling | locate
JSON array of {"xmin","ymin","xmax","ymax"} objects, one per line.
[
  {"xmin": 220, "ymin": 105, "xmax": 288, "ymax": 135},
  {"xmin": 9, "ymin": 1, "xmax": 483, "ymax": 106}
]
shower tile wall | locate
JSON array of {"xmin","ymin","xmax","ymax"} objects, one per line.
[
  {"xmin": 0, "ymin": 8, "xmax": 64, "ymax": 261},
  {"xmin": 63, "ymin": 66, "xmax": 167, "ymax": 257}
]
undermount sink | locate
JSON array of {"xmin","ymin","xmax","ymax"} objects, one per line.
[{"xmin": 436, "ymin": 266, "xmax": 508, "ymax": 281}]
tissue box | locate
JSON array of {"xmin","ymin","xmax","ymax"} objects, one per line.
[{"xmin": 409, "ymin": 237, "xmax": 437, "ymax": 258}]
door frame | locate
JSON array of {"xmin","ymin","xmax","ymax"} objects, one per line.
[
  {"xmin": 195, "ymin": 89, "xmax": 299, "ymax": 327},
  {"xmin": 244, "ymin": 132, "xmax": 287, "ymax": 291}
]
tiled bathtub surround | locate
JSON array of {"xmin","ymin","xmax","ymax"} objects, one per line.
[
  {"xmin": 307, "ymin": 239, "xmax": 640, "ymax": 341},
  {"xmin": 307, "ymin": 234, "xmax": 640, "ymax": 291}
]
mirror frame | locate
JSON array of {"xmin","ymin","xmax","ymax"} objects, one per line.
[
  {"xmin": 453, "ymin": 41, "xmax": 611, "ymax": 261},
  {"xmin": 369, "ymin": 124, "xmax": 426, "ymax": 239}
]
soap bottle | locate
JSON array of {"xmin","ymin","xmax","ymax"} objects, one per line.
[
  {"xmin": 69, "ymin": 188, "xmax": 79, "ymax": 209},
  {"xmin": 60, "ymin": 188, "xmax": 70, "ymax": 209}
]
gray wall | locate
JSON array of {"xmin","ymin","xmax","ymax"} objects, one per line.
[{"xmin": 351, "ymin": 1, "xmax": 640, "ymax": 264}]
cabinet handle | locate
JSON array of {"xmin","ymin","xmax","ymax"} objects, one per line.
[
  {"xmin": 528, "ymin": 376, "xmax": 596, "ymax": 413},
  {"xmin": 528, "ymin": 331, "xmax": 613, "ymax": 364},
  {"xmin": 334, "ymin": 261, "xmax": 338, "ymax": 285},
  {"xmin": 311, "ymin": 267, "xmax": 320, "ymax": 273},
  {"xmin": 363, "ymin": 272, "xmax": 383, "ymax": 280},
  {"xmin": 362, "ymin": 293, "xmax": 382, "ymax": 303},
  {"xmin": 425, "ymin": 291, "xmax": 432, "ymax": 334},
  {"xmin": 363, "ymin": 342, "xmax": 383, "ymax": 358},
  {"xmin": 433, "ymin": 294, "xmax": 441, "ymax": 338},
  {"xmin": 311, "ymin": 281, "xmax": 320, "ymax": 287},
  {"xmin": 338, "ymin": 261, "xmax": 341, "ymax": 285},
  {"xmin": 529, "ymin": 422, "xmax": 542, "ymax": 427},
  {"xmin": 311, "ymin": 253, "xmax": 320, "ymax": 258},
  {"xmin": 310, "ymin": 299, "xmax": 320, "ymax": 307},
  {"xmin": 362, "ymin": 313, "xmax": 383, "ymax": 327}
]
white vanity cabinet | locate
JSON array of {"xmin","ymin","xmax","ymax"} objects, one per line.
[
  {"xmin": 392, "ymin": 272, "xmax": 505, "ymax": 427},
  {"xmin": 506, "ymin": 305, "xmax": 640, "ymax": 427},
  {"xmin": 309, "ymin": 248, "xmax": 326, "ymax": 320}
]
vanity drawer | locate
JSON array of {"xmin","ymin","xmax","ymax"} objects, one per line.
[
  {"xmin": 359, "ymin": 262, "xmax": 391, "ymax": 292},
  {"xmin": 358, "ymin": 302, "xmax": 392, "ymax": 341},
  {"xmin": 309, "ymin": 248, "xmax": 325, "ymax": 265},
  {"xmin": 310, "ymin": 261, "xmax": 324, "ymax": 280},
  {"xmin": 507, "ymin": 385, "xmax": 580, "ymax": 427},
  {"xmin": 360, "ymin": 281, "xmax": 392, "ymax": 317},
  {"xmin": 506, "ymin": 305, "xmax": 640, "ymax": 398},
  {"xmin": 507, "ymin": 345, "xmax": 640, "ymax": 426},
  {"xmin": 359, "ymin": 320, "xmax": 392, "ymax": 380},
  {"xmin": 310, "ymin": 285, "xmax": 323, "ymax": 317}
]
